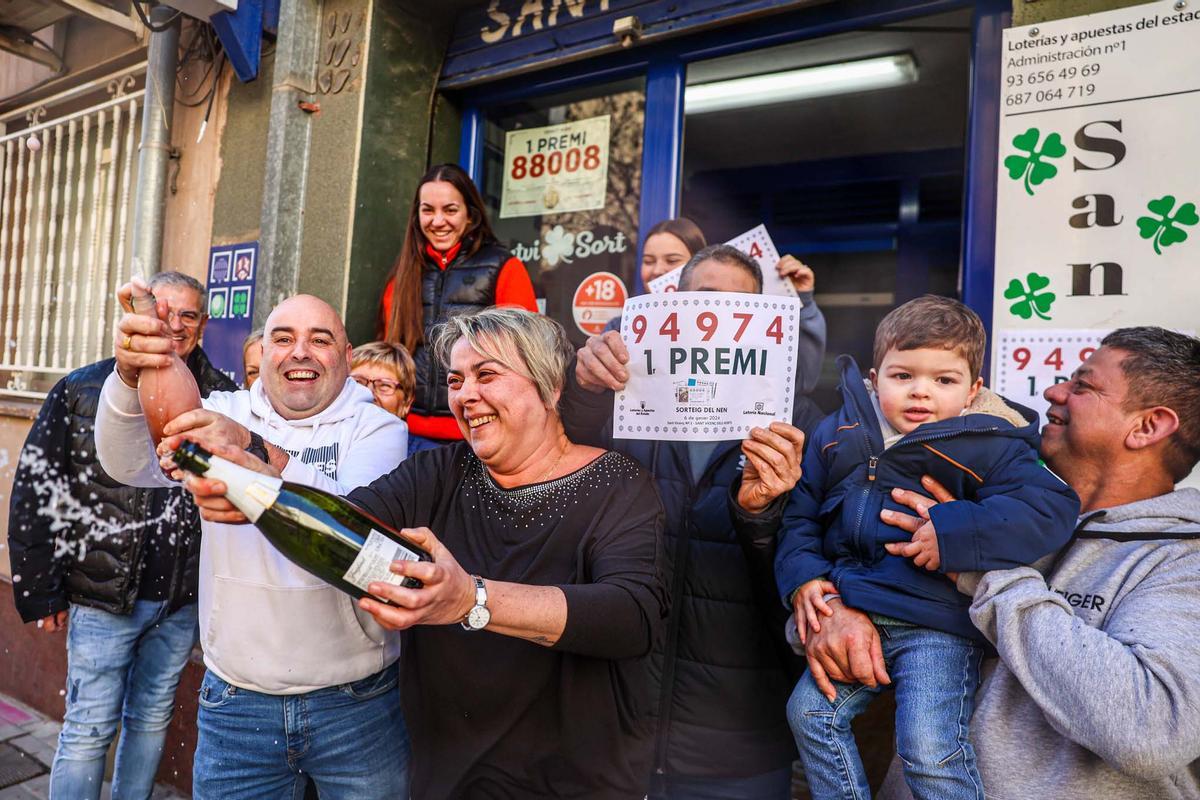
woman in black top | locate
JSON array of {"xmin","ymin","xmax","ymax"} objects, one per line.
[
  {"xmin": 352, "ymin": 419, "xmax": 663, "ymax": 798},
  {"xmin": 359, "ymin": 308, "xmax": 666, "ymax": 799},
  {"xmin": 185, "ymin": 307, "xmax": 666, "ymax": 799}
]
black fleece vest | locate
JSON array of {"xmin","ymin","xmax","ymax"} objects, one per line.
[{"xmin": 411, "ymin": 242, "xmax": 511, "ymax": 420}]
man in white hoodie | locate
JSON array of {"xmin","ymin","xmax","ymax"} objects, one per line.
[{"xmin": 95, "ymin": 290, "xmax": 410, "ymax": 799}]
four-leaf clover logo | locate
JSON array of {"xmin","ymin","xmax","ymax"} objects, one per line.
[
  {"xmin": 997, "ymin": 125, "xmax": 1194, "ymax": 306},
  {"xmin": 1004, "ymin": 272, "xmax": 1056, "ymax": 321},
  {"xmin": 541, "ymin": 225, "xmax": 575, "ymax": 267},
  {"xmin": 1136, "ymin": 195, "xmax": 1198, "ymax": 255},
  {"xmin": 1004, "ymin": 128, "xmax": 1067, "ymax": 196}
]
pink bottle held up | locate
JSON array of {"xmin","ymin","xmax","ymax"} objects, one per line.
[{"xmin": 131, "ymin": 287, "xmax": 201, "ymax": 445}]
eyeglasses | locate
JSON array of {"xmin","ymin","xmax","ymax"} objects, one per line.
[
  {"xmin": 167, "ymin": 309, "xmax": 204, "ymax": 329},
  {"xmin": 352, "ymin": 375, "xmax": 401, "ymax": 396}
]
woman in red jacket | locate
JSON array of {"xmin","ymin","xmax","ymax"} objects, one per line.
[{"xmin": 380, "ymin": 163, "xmax": 537, "ymax": 455}]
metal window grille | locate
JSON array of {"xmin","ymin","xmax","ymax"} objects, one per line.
[{"xmin": 0, "ymin": 64, "xmax": 146, "ymax": 398}]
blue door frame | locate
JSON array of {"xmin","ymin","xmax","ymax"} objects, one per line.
[
  {"xmin": 962, "ymin": 0, "xmax": 1010, "ymax": 363},
  {"xmin": 456, "ymin": 0, "xmax": 1009, "ymax": 330}
]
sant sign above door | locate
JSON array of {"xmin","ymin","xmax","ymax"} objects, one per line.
[{"xmin": 441, "ymin": 0, "xmax": 815, "ymax": 88}]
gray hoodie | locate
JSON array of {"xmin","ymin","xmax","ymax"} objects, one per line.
[{"xmin": 967, "ymin": 487, "xmax": 1200, "ymax": 799}]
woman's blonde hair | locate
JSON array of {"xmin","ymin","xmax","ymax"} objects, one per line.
[
  {"xmin": 431, "ymin": 308, "xmax": 573, "ymax": 408},
  {"xmin": 242, "ymin": 328, "xmax": 263, "ymax": 353}
]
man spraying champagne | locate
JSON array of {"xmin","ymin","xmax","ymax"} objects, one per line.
[{"xmin": 94, "ymin": 286, "xmax": 411, "ymax": 800}]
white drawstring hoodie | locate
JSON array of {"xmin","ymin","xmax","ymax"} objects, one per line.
[{"xmin": 95, "ymin": 371, "xmax": 408, "ymax": 694}]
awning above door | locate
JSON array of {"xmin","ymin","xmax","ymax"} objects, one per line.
[{"xmin": 441, "ymin": 0, "xmax": 826, "ymax": 89}]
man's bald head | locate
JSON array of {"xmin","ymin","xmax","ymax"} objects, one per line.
[
  {"xmin": 265, "ymin": 295, "xmax": 349, "ymax": 347},
  {"xmin": 260, "ymin": 295, "xmax": 354, "ymax": 420}
]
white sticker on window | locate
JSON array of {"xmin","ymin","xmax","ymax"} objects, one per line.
[{"xmin": 342, "ymin": 530, "xmax": 421, "ymax": 593}]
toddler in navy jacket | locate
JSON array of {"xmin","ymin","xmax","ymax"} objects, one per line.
[{"xmin": 776, "ymin": 296, "xmax": 1079, "ymax": 800}]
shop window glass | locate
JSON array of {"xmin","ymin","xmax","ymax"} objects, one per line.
[
  {"xmin": 480, "ymin": 78, "xmax": 645, "ymax": 347},
  {"xmin": 679, "ymin": 10, "xmax": 971, "ymax": 407}
]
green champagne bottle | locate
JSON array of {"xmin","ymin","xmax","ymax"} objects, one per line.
[{"xmin": 173, "ymin": 441, "xmax": 432, "ymax": 601}]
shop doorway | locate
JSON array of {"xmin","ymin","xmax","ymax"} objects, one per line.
[{"xmin": 680, "ymin": 10, "xmax": 972, "ymax": 410}]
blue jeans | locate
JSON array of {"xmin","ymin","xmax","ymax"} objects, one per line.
[
  {"xmin": 51, "ymin": 600, "xmax": 199, "ymax": 800},
  {"xmin": 193, "ymin": 664, "xmax": 410, "ymax": 799},
  {"xmin": 653, "ymin": 766, "xmax": 792, "ymax": 799},
  {"xmin": 788, "ymin": 623, "xmax": 984, "ymax": 800}
]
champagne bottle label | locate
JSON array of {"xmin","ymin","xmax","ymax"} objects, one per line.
[
  {"xmin": 244, "ymin": 481, "xmax": 281, "ymax": 521},
  {"xmin": 342, "ymin": 530, "xmax": 423, "ymax": 593}
]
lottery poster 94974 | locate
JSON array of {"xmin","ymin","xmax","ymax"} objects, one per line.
[{"xmin": 614, "ymin": 292, "xmax": 801, "ymax": 442}]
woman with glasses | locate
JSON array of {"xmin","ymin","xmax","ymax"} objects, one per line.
[{"xmin": 350, "ymin": 341, "xmax": 416, "ymax": 419}]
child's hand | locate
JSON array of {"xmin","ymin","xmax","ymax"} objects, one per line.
[
  {"xmin": 791, "ymin": 578, "xmax": 838, "ymax": 645},
  {"xmin": 884, "ymin": 519, "xmax": 941, "ymax": 571}
]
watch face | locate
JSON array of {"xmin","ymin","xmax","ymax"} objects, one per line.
[{"xmin": 467, "ymin": 606, "xmax": 491, "ymax": 630}]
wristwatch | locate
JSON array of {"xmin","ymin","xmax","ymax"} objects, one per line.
[
  {"xmin": 245, "ymin": 431, "xmax": 269, "ymax": 464},
  {"xmin": 461, "ymin": 576, "xmax": 490, "ymax": 631}
]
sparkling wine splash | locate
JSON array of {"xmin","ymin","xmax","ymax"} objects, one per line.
[{"xmin": 12, "ymin": 445, "xmax": 189, "ymax": 571}]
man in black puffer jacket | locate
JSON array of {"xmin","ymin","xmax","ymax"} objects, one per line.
[
  {"xmin": 8, "ymin": 271, "xmax": 236, "ymax": 800},
  {"xmin": 562, "ymin": 245, "xmax": 826, "ymax": 799}
]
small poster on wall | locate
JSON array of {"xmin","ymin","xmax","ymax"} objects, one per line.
[
  {"xmin": 500, "ymin": 115, "xmax": 610, "ymax": 219},
  {"xmin": 572, "ymin": 271, "xmax": 628, "ymax": 337},
  {"xmin": 204, "ymin": 241, "xmax": 258, "ymax": 386}
]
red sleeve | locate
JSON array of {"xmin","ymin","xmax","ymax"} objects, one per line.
[
  {"xmin": 494, "ymin": 257, "xmax": 538, "ymax": 312},
  {"xmin": 378, "ymin": 277, "xmax": 395, "ymax": 338},
  {"xmin": 406, "ymin": 412, "xmax": 464, "ymax": 441}
]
